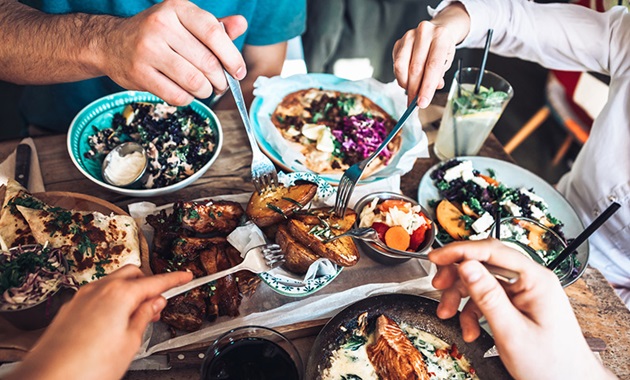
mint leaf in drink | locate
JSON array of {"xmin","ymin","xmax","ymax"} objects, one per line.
[{"xmin": 453, "ymin": 85, "xmax": 508, "ymax": 115}]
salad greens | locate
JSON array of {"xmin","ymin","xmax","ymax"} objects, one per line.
[{"xmin": 453, "ymin": 86, "xmax": 509, "ymax": 115}]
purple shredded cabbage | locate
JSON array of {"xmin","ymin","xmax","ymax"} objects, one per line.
[
  {"xmin": 332, "ymin": 115, "xmax": 392, "ymax": 165},
  {"xmin": 0, "ymin": 245, "xmax": 78, "ymax": 311}
]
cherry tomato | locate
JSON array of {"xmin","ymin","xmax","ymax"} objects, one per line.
[
  {"xmin": 409, "ymin": 224, "xmax": 429, "ymax": 251},
  {"xmin": 371, "ymin": 222, "xmax": 390, "ymax": 241}
]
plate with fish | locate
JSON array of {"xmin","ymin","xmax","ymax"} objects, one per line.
[{"xmin": 305, "ymin": 293, "xmax": 509, "ymax": 380}]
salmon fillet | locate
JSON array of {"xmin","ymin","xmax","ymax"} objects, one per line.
[{"xmin": 366, "ymin": 315, "xmax": 430, "ymax": 380}]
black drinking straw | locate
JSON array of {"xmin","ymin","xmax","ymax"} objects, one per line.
[
  {"xmin": 547, "ymin": 202, "xmax": 621, "ymax": 271},
  {"xmin": 453, "ymin": 58, "xmax": 463, "ymax": 156},
  {"xmin": 474, "ymin": 29, "xmax": 494, "ymax": 94},
  {"xmin": 457, "ymin": 58, "xmax": 463, "ymax": 97},
  {"xmin": 494, "ymin": 209, "xmax": 501, "ymax": 239}
]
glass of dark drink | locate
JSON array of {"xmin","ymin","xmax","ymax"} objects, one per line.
[{"xmin": 201, "ymin": 325, "xmax": 303, "ymax": 380}]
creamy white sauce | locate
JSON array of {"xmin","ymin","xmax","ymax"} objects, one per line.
[
  {"xmin": 105, "ymin": 150, "xmax": 146, "ymax": 186},
  {"xmin": 322, "ymin": 321, "xmax": 479, "ymax": 380}
]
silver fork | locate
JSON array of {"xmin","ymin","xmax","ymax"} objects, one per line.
[
  {"xmin": 224, "ymin": 70, "xmax": 278, "ymax": 193},
  {"xmin": 333, "ymin": 96, "xmax": 418, "ymax": 217},
  {"xmin": 161, "ymin": 244, "xmax": 283, "ymax": 300},
  {"xmin": 325, "ymin": 227, "xmax": 519, "ymax": 284},
  {"xmin": 323, "ymin": 227, "xmax": 389, "ymax": 249}
]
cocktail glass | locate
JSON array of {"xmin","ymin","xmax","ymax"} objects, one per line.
[
  {"xmin": 434, "ymin": 68, "xmax": 513, "ymax": 160},
  {"xmin": 490, "ymin": 217, "xmax": 576, "ymax": 285}
]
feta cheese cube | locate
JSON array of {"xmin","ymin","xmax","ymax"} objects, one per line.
[
  {"xmin": 530, "ymin": 204, "xmax": 545, "ymax": 220},
  {"xmin": 443, "ymin": 160, "xmax": 475, "ymax": 182},
  {"xmin": 471, "ymin": 176, "xmax": 489, "ymax": 188},
  {"xmin": 472, "ymin": 212, "xmax": 494, "ymax": 233},
  {"xmin": 502, "ymin": 200, "xmax": 522, "ymax": 216},
  {"xmin": 469, "ymin": 231, "xmax": 490, "ymax": 240},
  {"xmin": 519, "ymin": 188, "xmax": 548, "ymax": 207}
]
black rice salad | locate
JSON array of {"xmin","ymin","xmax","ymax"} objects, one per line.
[
  {"xmin": 84, "ymin": 102, "xmax": 217, "ymax": 188},
  {"xmin": 429, "ymin": 159, "xmax": 579, "ymax": 276},
  {"xmin": 429, "ymin": 158, "xmax": 566, "ymax": 242}
]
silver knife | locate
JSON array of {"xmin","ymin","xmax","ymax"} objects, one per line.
[
  {"xmin": 484, "ymin": 337, "xmax": 607, "ymax": 358},
  {"xmin": 14, "ymin": 143, "xmax": 31, "ymax": 188}
]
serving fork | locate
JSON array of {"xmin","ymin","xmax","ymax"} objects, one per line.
[
  {"xmin": 161, "ymin": 244, "xmax": 284, "ymax": 300},
  {"xmin": 324, "ymin": 227, "xmax": 519, "ymax": 284},
  {"xmin": 224, "ymin": 70, "xmax": 278, "ymax": 193},
  {"xmin": 333, "ymin": 96, "xmax": 418, "ymax": 217}
]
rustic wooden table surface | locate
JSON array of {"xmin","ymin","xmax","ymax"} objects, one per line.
[{"xmin": 0, "ymin": 108, "xmax": 628, "ymax": 379}]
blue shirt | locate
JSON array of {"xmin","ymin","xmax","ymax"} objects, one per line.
[{"xmin": 18, "ymin": 0, "xmax": 306, "ymax": 131}]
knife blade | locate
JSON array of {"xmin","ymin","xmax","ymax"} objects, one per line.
[
  {"xmin": 14, "ymin": 143, "xmax": 31, "ymax": 188},
  {"xmin": 484, "ymin": 336, "xmax": 607, "ymax": 358}
]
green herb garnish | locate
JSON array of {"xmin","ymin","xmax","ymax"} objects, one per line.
[
  {"xmin": 282, "ymin": 197, "xmax": 304, "ymax": 209},
  {"xmin": 266, "ymin": 203, "xmax": 287, "ymax": 218}
]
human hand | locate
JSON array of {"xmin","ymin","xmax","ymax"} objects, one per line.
[
  {"xmin": 5, "ymin": 265, "xmax": 193, "ymax": 380},
  {"xmin": 429, "ymin": 239, "xmax": 614, "ymax": 380},
  {"xmin": 392, "ymin": 2, "xmax": 470, "ymax": 108},
  {"xmin": 98, "ymin": 0, "xmax": 247, "ymax": 106}
]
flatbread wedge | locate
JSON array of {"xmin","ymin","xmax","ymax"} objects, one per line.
[
  {"xmin": 17, "ymin": 204, "xmax": 141, "ymax": 284},
  {"xmin": 0, "ymin": 179, "xmax": 39, "ymax": 250}
]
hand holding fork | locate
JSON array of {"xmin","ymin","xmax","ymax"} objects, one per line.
[
  {"xmin": 224, "ymin": 67, "xmax": 278, "ymax": 193},
  {"xmin": 333, "ymin": 96, "xmax": 418, "ymax": 217},
  {"xmin": 161, "ymin": 244, "xmax": 283, "ymax": 300}
]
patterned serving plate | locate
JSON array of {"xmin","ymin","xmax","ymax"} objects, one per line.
[{"xmin": 258, "ymin": 171, "xmax": 343, "ymax": 297}]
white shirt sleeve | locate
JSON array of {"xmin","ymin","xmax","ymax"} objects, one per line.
[{"xmin": 431, "ymin": 0, "xmax": 630, "ymax": 77}]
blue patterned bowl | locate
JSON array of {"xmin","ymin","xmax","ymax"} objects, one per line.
[{"xmin": 67, "ymin": 91, "xmax": 222, "ymax": 197}]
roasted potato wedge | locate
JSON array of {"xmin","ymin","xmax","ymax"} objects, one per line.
[
  {"xmin": 436, "ymin": 199, "xmax": 470, "ymax": 239},
  {"xmin": 276, "ymin": 224, "xmax": 319, "ymax": 274},
  {"xmin": 293, "ymin": 208, "xmax": 357, "ymax": 233},
  {"xmin": 246, "ymin": 181, "xmax": 318, "ymax": 227},
  {"xmin": 261, "ymin": 223, "xmax": 282, "ymax": 241},
  {"xmin": 287, "ymin": 219, "xmax": 359, "ymax": 267}
]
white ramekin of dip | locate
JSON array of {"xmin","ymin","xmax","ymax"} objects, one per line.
[{"xmin": 101, "ymin": 142, "xmax": 149, "ymax": 188}]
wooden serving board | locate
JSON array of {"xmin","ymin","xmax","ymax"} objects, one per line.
[{"xmin": 0, "ymin": 191, "xmax": 151, "ymax": 362}]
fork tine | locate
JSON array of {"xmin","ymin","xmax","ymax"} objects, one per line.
[
  {"xmin": 335, "ymin": 176, "xmax": 352, "ymax": 217},
  {"xmin": 333, "ymin": 176, "xmax": 346, "ymax": 214},
  {"xmin": 271, "ymin": 171, "xmax": 279, "ymax": 188},
  {"xmin": 252, "ymin": 177, "xmax": 262, "ymax": 194},
  {"xmin": 340, "ymin": 185, "xmax": 355, "ymax": 217},
  {"xmin": 264, "ymin": 174, "xmax": 273, "ymax": 189},
  {"xmin": 266, "ymin": 257, "xmax": 285, "ymax": 266}
]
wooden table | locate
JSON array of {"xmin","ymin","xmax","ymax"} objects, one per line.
[{"xmin": 0, "ymin": 109, "xmax": 628, "ymax": 379}]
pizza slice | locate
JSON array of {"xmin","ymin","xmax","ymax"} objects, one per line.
[
  {"xmin": 0, "ymin": 179, "xmax": 39, "ymax": 250},
  {"xmin": 16, "ymin": 204, "xmax": 141, "ymax": 284}
]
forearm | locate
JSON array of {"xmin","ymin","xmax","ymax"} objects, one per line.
[
  {"xmin": 429, "ymin": 2, "xmax": 470, "ymax": 46},
  {"xmin": 435, "ymin": 0, "xmax": 626, "ymax": 75},
  {"xmin": 0, "ymin": 0, "xmax": 118, "ymax": 84}
]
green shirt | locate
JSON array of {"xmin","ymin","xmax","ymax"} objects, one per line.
[{"xmin": 18, "ymin": 0, "xmax": 306, "ymax": 131}]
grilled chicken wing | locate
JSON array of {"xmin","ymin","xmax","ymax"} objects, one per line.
[
  {"xmin": 176, "ymin": 200, "xmax": 244, "ymax": 234},
  {"xmin": 161, "ymin": 287, "xmax": 207, "ymax": 332}
]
